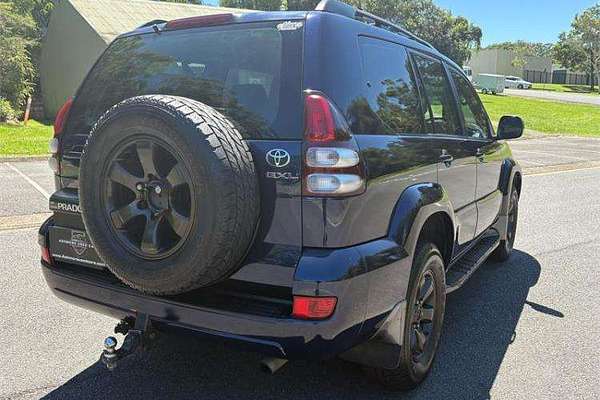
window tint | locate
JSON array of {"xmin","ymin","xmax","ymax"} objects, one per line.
[
  {"xmin": 412, "ymin": 54, "xmax": 459, "ymax": 135},
  {"xmin": 451, "ymin": 69, "xmax": 491, "ymax": 139},
  {"xmin": 351, "ymin": 37, "xmax": 422, "ymax": 135},
  {"xmin": 68, "ymin": 22, "xmax": 303, "ymax": 140}
]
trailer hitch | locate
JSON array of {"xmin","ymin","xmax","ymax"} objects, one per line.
[{"xmin": 100, "ymin": 314, "xmax": 155, "ymax": 370}]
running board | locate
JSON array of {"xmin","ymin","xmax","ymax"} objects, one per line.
[{"xmin": 446, "ymin": 230, "xmax": 500, "ymax": 293}]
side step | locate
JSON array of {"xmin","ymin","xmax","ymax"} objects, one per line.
[{"xmin": 446, "ymin": 230, "xmax": 500, "ymax": 293}]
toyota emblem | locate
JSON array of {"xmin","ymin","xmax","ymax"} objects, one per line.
[{"xmin": 266, "ymin": 149, "xmax": 291, "ymax": 168}]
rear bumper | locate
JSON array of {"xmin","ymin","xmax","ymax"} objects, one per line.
[{"xmin": 40, "ymin": 221, "xmax": 411, "ymax": 361}]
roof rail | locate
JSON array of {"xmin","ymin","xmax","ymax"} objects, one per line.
[
  {"xmin": 138, "ymin": 19, "xmax": 168, "ymax": 29},
  {"xmin": 314, "ymin": 0, "xmax": 434, "ymax": 49}
]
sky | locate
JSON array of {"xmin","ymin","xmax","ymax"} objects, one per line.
[
  {"xmin": 204, "ymin": 0, "xmax": 598, "ymax": 46},
  {"xmin": 435, "ymin": 0, "xmax": 599, "ymax": 46}
]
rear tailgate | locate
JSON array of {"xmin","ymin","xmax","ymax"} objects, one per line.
[{"xmin": 50, "ymin": 18, "xmax": 306, "ymax": 288}]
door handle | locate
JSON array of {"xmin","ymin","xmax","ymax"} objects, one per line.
[{"xmin": 440, "ymin": 150, "xmax": 454, "ymax": 166}]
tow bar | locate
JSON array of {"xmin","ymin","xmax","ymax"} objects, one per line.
[{"xmin": 100, "ymin": 314, "xmax": 155, "ymax": 370}]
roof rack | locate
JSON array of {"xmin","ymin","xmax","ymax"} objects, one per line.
[{"xmin": 314, "ymin": 0, "xmax": 434, "ymax": 49}]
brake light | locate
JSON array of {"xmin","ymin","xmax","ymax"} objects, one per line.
[
  {"xmin": 165, "ymin": 14, "xmax": 234, "ymax": 31},
  {"xmin": 41, "ymin": 246, "xmax": 53, "ymax": 265},
  {"xmin": 54, "ymin": 97, "xmax": 73, "ymax": 137},
  {"xmin": 305, "ymin": 94, "xmax": 335, "ymax": 142},
  {"xmin": 303, "ymin": 91, "xmax": 365, "ymax": 197},
  {"xmin": 292, "ymin": 296, "xmax": 337, "ymax": 320}
]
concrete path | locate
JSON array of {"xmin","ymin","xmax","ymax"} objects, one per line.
[{"xmin": 504, "ymin": 88, "xmax": 600, "ymax": 106}]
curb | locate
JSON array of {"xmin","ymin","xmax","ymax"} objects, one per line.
[{"xmin": 0, "ymin": 155, "xmax": 49, "ymax": 163}]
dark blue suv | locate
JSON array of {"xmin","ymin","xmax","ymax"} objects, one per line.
[{"xmin": 39, "ymin": 0, "xmax": 523, "ymax": 390}]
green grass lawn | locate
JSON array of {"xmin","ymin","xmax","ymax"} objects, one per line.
[
  {"xmin": 531, "ymin": 83, "xmax": 599, "ymax": 95},
  {"xmin": 0, "ymin": 120, "xmax": 53, "ymax": 156},
  {"xmin": 481, "ymin": 94, "xmax": 600, "ymax": 137}
]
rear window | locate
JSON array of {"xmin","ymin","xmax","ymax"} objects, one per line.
[
  {"xmin": 68, "ymin": 21, "xmax": 304, "ymax": 140},
  {"xmin": 352, "ymin": 37, "xmax": 423, "ymax": 135}
]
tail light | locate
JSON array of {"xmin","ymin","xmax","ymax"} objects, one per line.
[
  {"xmin": 41, "ymin": 246, "xmax": 53, "ymax": 265},
  {"xmin": 303, "ymin": 91, "xmax": 365, "ymax": 197},
  {"xmin": 164, "ymin": 14, "xmax": 234, "ymax": 31},
  {"xmin": 39, "ymin": 232, "xmax": 53, "ymax": 265},
  {"xmin": 53, "ymin": 97, "xmax": 73, "ymax": 138},
  {"xmin": 292, "ymin": 296, "xmax": 337, "ymax": 320},
  {"xmin": 49, "ymin": 97, "xmax": 72, "ymax": 173}
]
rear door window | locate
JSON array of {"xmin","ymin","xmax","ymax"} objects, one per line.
[
  {"xmin": 411, "ymin": 53, "xmax": 460, "ymax": 135},
  {"xmin": 68, "ymin": 21, "xmax": 303, "ymax": 140},
  {"xmin": 352, "ymin": 37, "xmax": 423, "ymax": 134},
  {"xmin": 450, "ymin": 69, "xmax": 492, "ymax": 139}
]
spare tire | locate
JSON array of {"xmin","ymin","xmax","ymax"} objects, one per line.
[{"xmin": 79, "ymin": 95, "xmax": 259, "ymax": 295}]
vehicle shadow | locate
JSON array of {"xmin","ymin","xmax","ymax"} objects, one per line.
[{"xmin": 43, "ymin": 250, "xmax": 554, "ymax": 400}]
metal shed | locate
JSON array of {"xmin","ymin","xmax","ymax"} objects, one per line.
[{"xmin": 41, "ymin": 0, "xmax": 243, "ymax": 118}]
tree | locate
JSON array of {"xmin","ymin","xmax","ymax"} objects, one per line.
[
  {"xmin": 486, "ymin": 41, "xmax": 554, "ymax": 58},
  {"xmin": 220, "ymin": 0, "xmax": 482, "ymax": 65},
  {"xmin": 0, "ymin": 2, "xmax": 37, "ymax": 116},
  {"xmin": 553, "ymin": 4, "xmax": 600, "ymax": 92}
]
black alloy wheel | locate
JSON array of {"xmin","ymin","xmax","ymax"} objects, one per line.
[
  {"xmin": 367, "ymin": 243, "xmax": 446, "ymax": 390},
  {"xmin": 409, "ymin": 269, "xmax": 438, "ymax": 370},
  {"xmin": 492, "ymin": 185, "xmax": 519, "ymax": 262},
  {"xmin": 103, "ymin": 137, "xmax": 194, "ymax": 260},
  {"xmin": 505, "ymin": 188, "xmax": 519, "ymax": 252}
]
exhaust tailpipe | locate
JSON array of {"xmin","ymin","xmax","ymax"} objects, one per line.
[{"xmin": 260, "ymin": 357, "xmax": 288, "ymax": 374}]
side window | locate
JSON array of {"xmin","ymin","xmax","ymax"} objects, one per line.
[
  {"xmin": 352, "ymin": 37, "xmax": 422, "ymax": 135},
  {"xmin": 450, "ymin": 69, "xmax": 492, "ymax": 139},
  {"xmin": 411, "ymin": 53, "xmax": 460, "ymax": 135}
]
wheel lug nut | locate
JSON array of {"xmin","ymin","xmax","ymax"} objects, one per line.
[{"xmin": 154, "ymin": 185, "xmax": 162, "ymax": 195}]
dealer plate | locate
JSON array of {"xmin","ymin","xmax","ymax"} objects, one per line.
[{"xmin": 49, "ymin": 226, "xmax": 106, "ymax": 269}]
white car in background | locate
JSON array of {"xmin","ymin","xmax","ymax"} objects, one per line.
[{"xmin": 505, "ymin": 76, "xmax": 532, "ymax": 89}]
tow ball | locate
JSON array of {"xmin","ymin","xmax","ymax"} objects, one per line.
[{"xmin": 100, "ymin": 314, "xmax": 155, "ymax": 370}]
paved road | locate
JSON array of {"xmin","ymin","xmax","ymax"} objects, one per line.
[
  {"xmin": 505, "ymin": 88, "xmax": 600, "ymax": 106},
  {"xmin": 511, "ymin": 135, "xmax": 600, "ymax": 170},
  {"xmin": 1, "ymin": 147, "xmax": 599, "ymax": 399}
]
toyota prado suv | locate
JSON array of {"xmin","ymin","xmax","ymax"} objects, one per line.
[{"xmin": 39, "ymin": 0, "xmax": 523, "ymax": 390}]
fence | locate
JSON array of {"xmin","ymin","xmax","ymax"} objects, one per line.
[
  {"xmin": 523, "ymin": 70, "xmax": 552, "ymax": 84},
  {"xmin": 551, "ymin": 70, "xmax": 598, "ymax": 86}
]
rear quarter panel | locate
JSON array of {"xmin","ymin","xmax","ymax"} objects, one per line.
[{"xmin": 302, "ymin": 13, "xmax": 440, "ymax": 248}]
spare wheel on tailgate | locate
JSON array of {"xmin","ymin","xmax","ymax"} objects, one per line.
[{"xmin": 79, "ymin": 95, "xmax": 259, "ymax": 295}]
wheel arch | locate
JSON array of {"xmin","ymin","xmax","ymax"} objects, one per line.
[
  {"xmin": 498, "ymin": 158, "xmax": 522, "ymax": 215},
  {"xmin": 387, "ymin": 182, "xmax": 456, "ymax": 266},
  {"xmin": 415, "ymin": 212, "xmax": 454, "ymax": 268}
]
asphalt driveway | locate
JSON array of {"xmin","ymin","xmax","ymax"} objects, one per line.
[
  {"xmin": 2, "ymin": 166, "xmax": 599, "ymax": 400},
  {"xmin": 1, "ymin": 138, "xmax": 600, "ymax": 399},
  {"xmin": 510, "ymin": 135, "xmax": 600, "ymax": 171},
  {"xmin": 505, "ymin": 88, "xmax": 600, "ymax": 106}
]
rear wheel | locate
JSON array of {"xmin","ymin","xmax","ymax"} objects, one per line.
[
  {"xmin": 492, "ymin": 185, "xmax": 519, "ymax": 262},
  {"xmin": 367, "ymin": 243, "xmax": 446, "ymax": 390}
]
